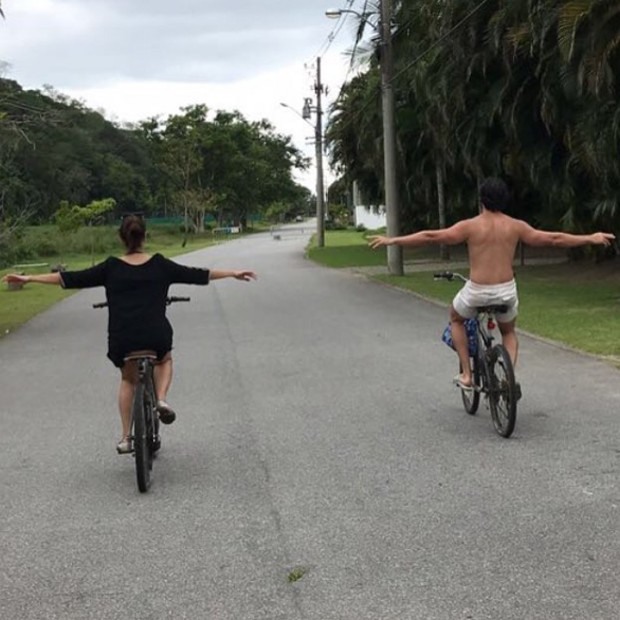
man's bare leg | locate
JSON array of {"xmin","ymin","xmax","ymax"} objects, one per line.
[
  {"xmin": 498, "ymin": 319, "xmax": 518, "ymax": 368},
  {"xmin": 450, "ymin": 306, "xmax": 472, "ymax": 386},
  {"xmin": 498, "ymin": 319, "xmax": 522, "ymax": 400}
]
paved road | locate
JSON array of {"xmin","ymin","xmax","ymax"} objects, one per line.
[{"xmin": 1, "ymin": 226, "xmax": 618, "ymax": 619}]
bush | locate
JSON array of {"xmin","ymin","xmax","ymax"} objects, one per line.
[
  {"xmin": 0, "ymin": 245, "xmax": 17, "ymax": 268},
  {"xmin": 67, "ymin": 227, "xmax": 119, "ymax": 254},
  {"xmin": 29, "ymin": 237, "xmax": 60, "ymax": 257},
  {"xmin": 325, "ymin": 221, "xmax": 347, "ymax": 231}
]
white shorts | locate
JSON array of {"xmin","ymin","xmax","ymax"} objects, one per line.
[{"xmin": 452, "ymin": 279, "xmax": 519, "ymax": 322}]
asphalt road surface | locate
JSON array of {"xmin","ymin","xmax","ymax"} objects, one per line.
[{"xmin": 1, "ymin": 225, "xmax": 618, "ymax": 619}]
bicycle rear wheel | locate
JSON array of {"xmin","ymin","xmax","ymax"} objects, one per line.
[
  {"xmin": 145, "ymin": 381, "xmax": 160, "ymax": 461},
  {"xmin": 460, "ymin": 355, "xmax": 481, "ymax": 415},
  {"xmin": 487, "ymin": 345, "xmax": 517, "ymax": 438},
  {"xmin": 132, "ymin": 383, "xmax": 151, "ymax": 492}
]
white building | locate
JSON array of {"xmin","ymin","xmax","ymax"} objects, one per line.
[{"xmin": 352, "ymin": 181, "xmax": 386, "ymax": 230}]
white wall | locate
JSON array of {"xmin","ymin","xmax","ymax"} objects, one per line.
[
  {"xmin": 352, "ymin": 180, "xmax": 386, "ymax": 229},
  {"xmin": 354, "ymin": 205, "xmax": 386, "ymax": 230}
]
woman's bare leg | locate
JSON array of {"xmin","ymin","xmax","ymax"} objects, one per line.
[
  {"xmin": 119, "ymin": 361, "xmax": 138, "ymax": 438},
  {"xmin": 153, "ymin": 354, "xmax": 176, "ymax": 424},
  {"xmin": 153, "ymin": 354, "xmax": 173, "ymax": 402}
]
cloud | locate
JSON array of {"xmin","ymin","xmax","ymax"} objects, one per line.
[
  {"xmin": 0, "ymin": 0, "xmax": 360, "ymax": 190},
  {"xmin": 0, "ymin": 0, "xmax": 343, "ymax": 87}
]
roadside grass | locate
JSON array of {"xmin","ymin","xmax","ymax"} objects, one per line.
[
  {"xmin": 310, "ymin": 230, "xmax": 620, "ymax": 359},
  {"xmin": 307, "ymin": 229, "xmax": 447, "ymax": 267},
  {"xmin": 0, "ymin": 224, "xmax": 232, "ymax": 338}
]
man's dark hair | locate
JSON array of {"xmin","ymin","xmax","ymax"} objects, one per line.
[{"xmin": 479, "ymin": 177, "xmax": 511, "ymax": 212}]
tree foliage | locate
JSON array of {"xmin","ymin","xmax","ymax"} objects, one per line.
[
  {"xmin": 0, "ymin": 77, "xmax": 310, "ymax": 262},
  {"xmin": 325, "ymin": 0, "xmax": 620, "ymax": 234}
]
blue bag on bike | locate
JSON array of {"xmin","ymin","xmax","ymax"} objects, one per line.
[{"xmin": 441, "ymin": 319, "xmax": 478, "ymax": 356}]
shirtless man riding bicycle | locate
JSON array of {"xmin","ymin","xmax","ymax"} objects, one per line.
[{"xmin": 369, "ymin": 177, "xmax": 615, "ymax": 389}]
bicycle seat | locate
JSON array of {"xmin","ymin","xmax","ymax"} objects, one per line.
[
  {"xmin": 123, "ymin": 350, "xmax": 158, "ymax": 362},
  {"xmin": 476, "ymin": 305, "xmax": 508, "ymax": 315}
]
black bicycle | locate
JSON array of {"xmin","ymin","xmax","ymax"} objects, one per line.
[
  {"xmin": 94, "ymin": 296, "xmax": 190, "ymax": 492},
  {"xmin": 434, "ymin": 272, "xmax": 518, "ymax": 438}
]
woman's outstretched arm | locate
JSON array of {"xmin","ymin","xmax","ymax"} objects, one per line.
[
  {"xmin": 2, "ymin": 273, "xmax": 62, "ymax": 285},
  {"xmin": 209, "ymin": 270, "xmax": 257, "ymax": 281}
]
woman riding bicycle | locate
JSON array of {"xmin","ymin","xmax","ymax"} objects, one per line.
[{"xmin": 2, "ymin": 215, "xmax": 257, "ymax": 453}]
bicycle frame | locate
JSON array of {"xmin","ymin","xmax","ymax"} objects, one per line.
[
  {"xmin": 477, "ymin": 313, "xmax": 495, "ymax": 350},
  {"xmin": 136, "ymin": 357, "xmax": 156, "ymax": 402}
]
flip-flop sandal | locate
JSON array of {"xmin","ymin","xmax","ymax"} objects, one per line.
[
  {"xmin": 453, "ymin": 375, "xmax": 474, "ymax": 391},
  {"xmin": 116, "ymin": 436, "xmax": 134, "ymax": 454}
]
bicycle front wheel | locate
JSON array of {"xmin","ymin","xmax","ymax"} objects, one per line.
[
  {"xmin": 460, "ymin": 356, "xmax": 481, "ymax": 415},
  {"xmin": 487, "ymin": 345, "xmax": 517, "ymax": 438},
  {"xmin": 132, "ymin": 383, "xmax": 151, "ymax": 492}
]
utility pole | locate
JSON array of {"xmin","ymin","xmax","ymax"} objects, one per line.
[
  {"xmin": 380, "ymin": 0, "xmax": 403, "ymax": 275},
  {"xmin": 314, "ymin": 57, "xmax": 326, "ymax": 248}
]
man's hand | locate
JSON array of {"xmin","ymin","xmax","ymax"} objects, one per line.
[
  {"xmin": 1, "ymin": 274, "xmax": 29, "ymax": 284},
  {"xmin": 368, "ymin": 235, "xmax": 392, "ymax": 249},
  {"xmin": 233, "ymin": 270, "xmax": 257, "ymax": 282},
  {"xmin": 591, "ymin": 232, "xmax": 616, "ymax": 246}
]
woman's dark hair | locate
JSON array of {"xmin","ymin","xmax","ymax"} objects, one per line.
[
  {"xmin": 119, "ymin": 214, "xmax": 146, "ymax": 253},
  {"xmin": 479, "ymin": 177, "xmax": 511, "ymax": 212}
]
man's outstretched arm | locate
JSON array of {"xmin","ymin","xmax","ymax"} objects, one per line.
[
  {"xmin": 368, "ymin": 221, "xmax": 470, "ymax": 249},
  {"xmin": 518, "ymin": 222, "xmax": 615, "ymax": 248}
]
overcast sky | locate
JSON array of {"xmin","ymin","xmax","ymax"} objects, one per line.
[{"xmin": 0, "ymin": 0, "xmax": 364, "ymax": 190}]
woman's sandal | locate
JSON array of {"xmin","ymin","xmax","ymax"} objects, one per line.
[
  {"xmin": 116, "ymin": 435, "xmax": 133, "ymax": 454},
  {"xmin": 156, "ymin": 400, "xmax": 176, "ymax": 425}
]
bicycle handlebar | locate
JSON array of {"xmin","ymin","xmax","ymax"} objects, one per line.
[
  {"xmin": 92, "ymin": 297, "xmax": 191, "ymax": 309},
  {"xmin": 433, "ymin": 271, "xmax": 467, "ymax": 283}
]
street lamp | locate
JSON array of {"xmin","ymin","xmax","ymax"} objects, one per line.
[
  {"xmin": 326, "ymin": 2, "xmax": 404, "ymax": 275},
  {"xmin": 279, "ymin": 60, "xmax": 326, "ymax": 248}
]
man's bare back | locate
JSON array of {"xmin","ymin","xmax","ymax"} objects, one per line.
[{"xmin": 461, "ymin": 211, "xmax": 527, "ymax": 284}]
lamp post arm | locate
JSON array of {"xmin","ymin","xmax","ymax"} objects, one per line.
[
  {"xmin": 325, "ymin": 8, "xmax": 378, "ymax": 29},
  {"xmin": 279, "ymin": 103, "xmax": 314, "ymax": 129}
]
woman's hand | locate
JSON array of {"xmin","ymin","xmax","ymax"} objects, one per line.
[
  {"xmin": 233, "ymin": 270, "xmax": 257, "ymax": 281},
  {"xmin": 2, "ymin": 274, "xmax": 29, "ymax": 284}
]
